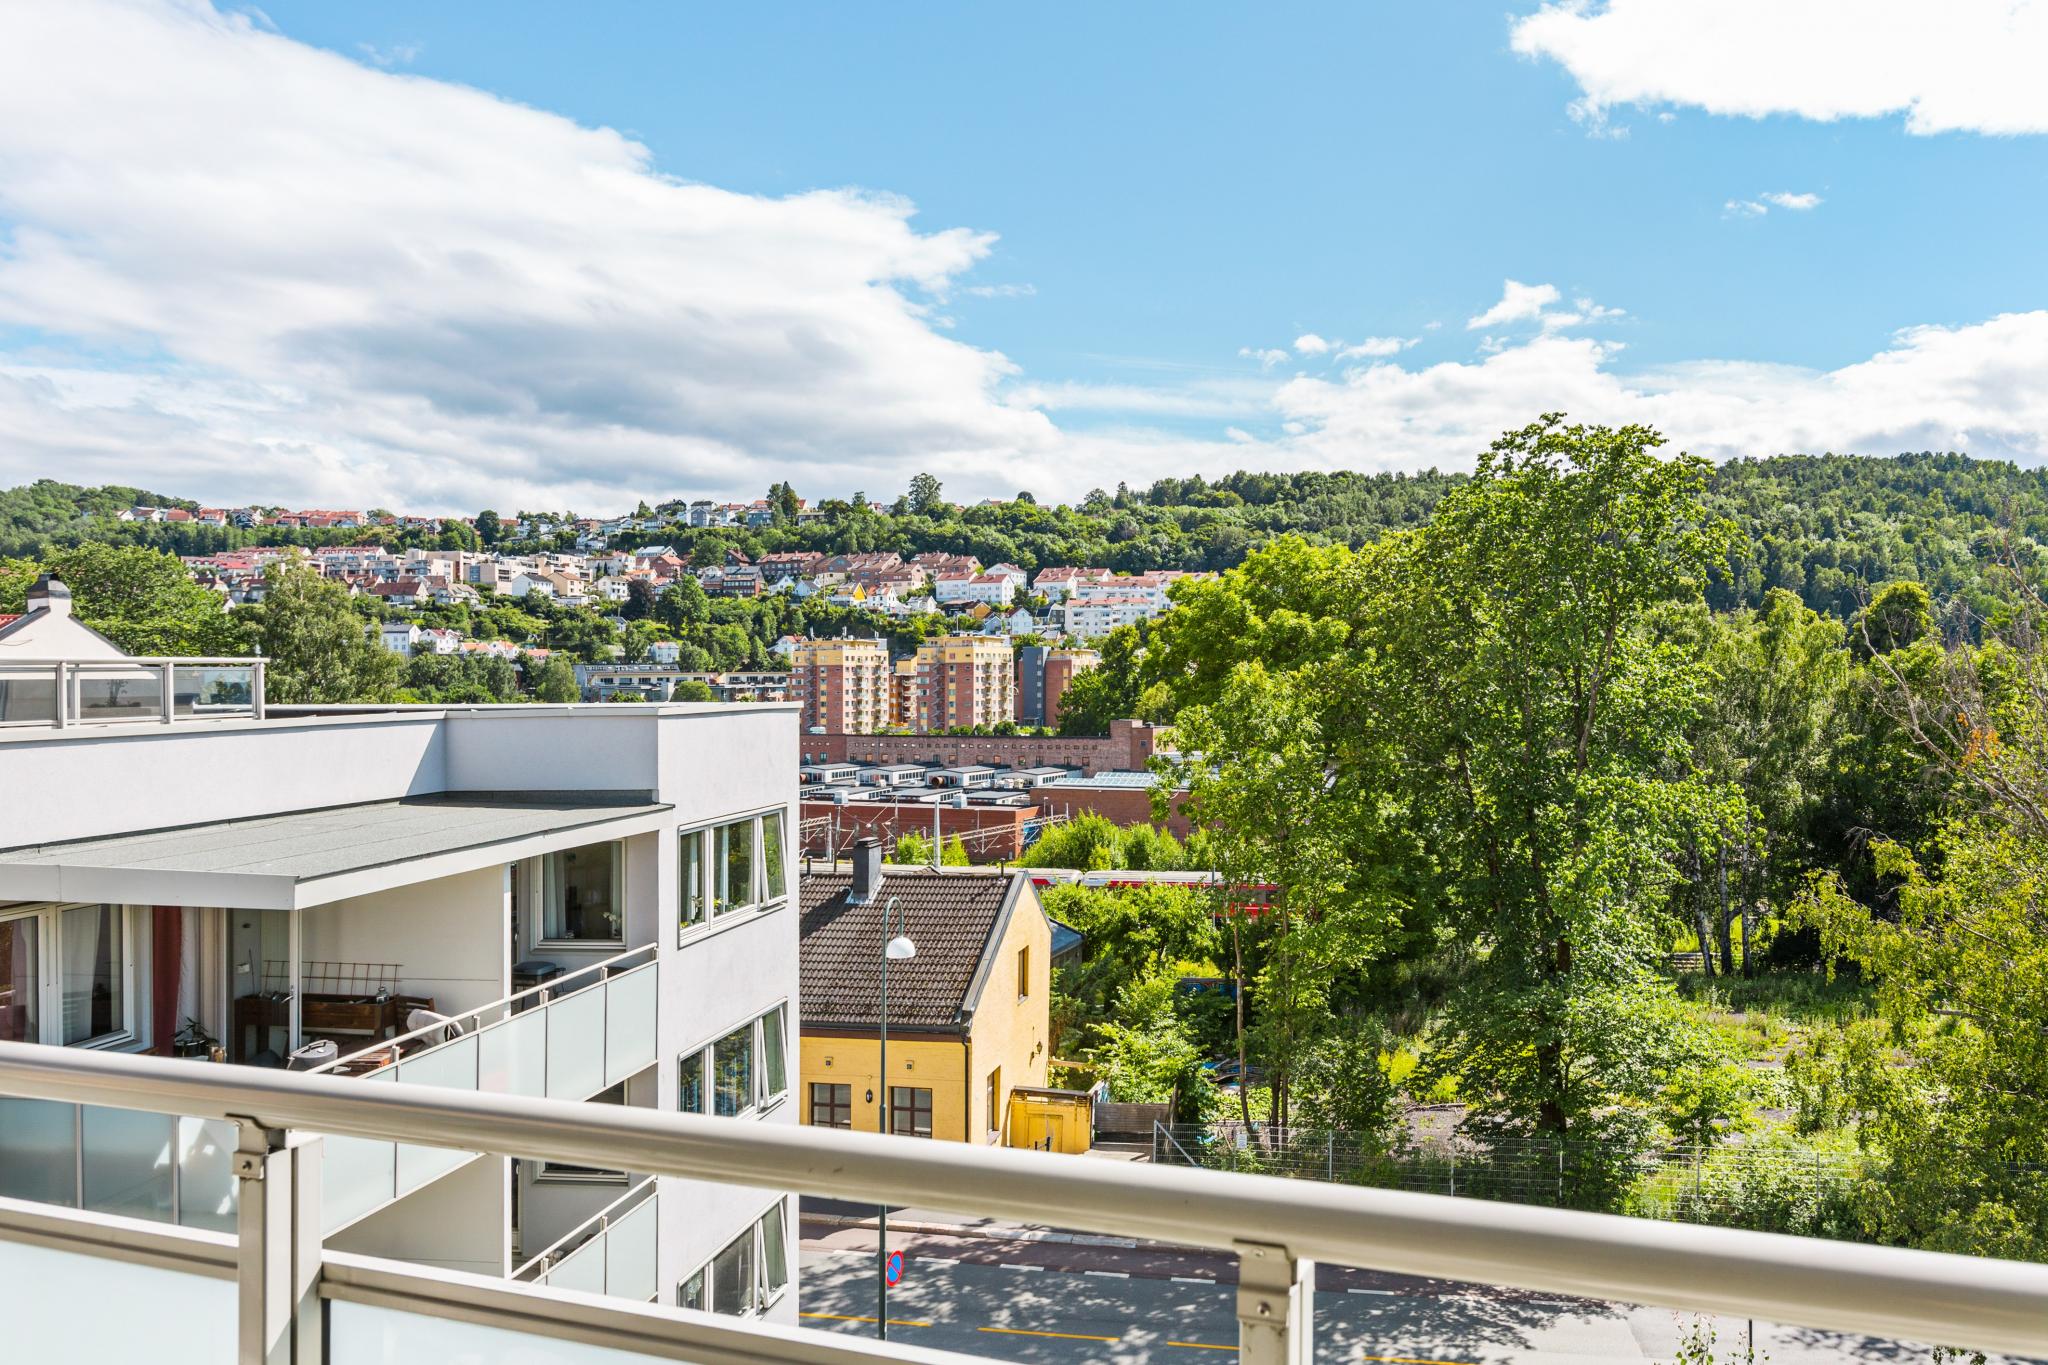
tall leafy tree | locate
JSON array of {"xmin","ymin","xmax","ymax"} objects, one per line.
[{"xmin": 241, "ymin": 560, "xmax": 399, "ymax": 704}]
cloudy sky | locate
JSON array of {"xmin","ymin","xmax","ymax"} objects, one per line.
[{"xmin": 2, "ymin": 1, "xmax": 2046, "ymax": 512}]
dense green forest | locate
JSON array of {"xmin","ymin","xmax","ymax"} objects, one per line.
[{"xmin": 10, "ymin": 450, "xmax": 2048, "ymax": 625}]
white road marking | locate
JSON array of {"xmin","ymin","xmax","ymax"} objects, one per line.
[
  {"xmin": 1085, "ymin": 1270, "xmax": 1131, "ymax": 1279},
  {"xmin": 1348, "ymin": 1288, "xmax": 1397, "ymax": 1295},
  {"xmin": 1004, "ymin": 1263, "xmax": 1046, "ymax": 1272},
  {"xmin": 1171, "ymin": 1275, "xmax": 1213, "ymax": 1284},
  {"xmin": 919, "ymin": 1258, "xmax": 958, "ymax": 1267}
]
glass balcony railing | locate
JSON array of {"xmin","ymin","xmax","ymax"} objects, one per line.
[
  {"xmin": 512, "ymin": 1178, "xmax": 658, "ymax": 1302},
  {"xmin": 0, "ymin": 1098, "xmax": 238, "ymax": 1232},
  {"xmin": 311, "ymin": 945, "xmax": 658, "ymax": 1232},
  {"xmin": 0, "ymin": 657, "xmax": 265, "ymax": 728}
]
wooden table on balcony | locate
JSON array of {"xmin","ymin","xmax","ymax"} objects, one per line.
[{"xmin": 230, "ymin": 992, "xmax": 431, "ymax": 1065}]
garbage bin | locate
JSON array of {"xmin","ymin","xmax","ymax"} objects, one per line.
[
  {"xmin": 512, "ymin": 959, "xmax": 565, "ymax": 1012},
  {"xmin": 286, "ymin": 1039, "xmax": 337, "ymax": 1071}
]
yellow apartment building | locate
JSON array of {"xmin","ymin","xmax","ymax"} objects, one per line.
[{"xmin": 798, "ymin": 845, "xmax": 1051, "ymax": 1146}]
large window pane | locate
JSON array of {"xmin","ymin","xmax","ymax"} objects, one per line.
[
  {"xmin": 0, "ymin": 915, "xmax": 38, "ymax": 1043},
  {"xmin": 890, "ymin": 1086, "xmax": 934, "ymax": 1138},
  {"xmin": 542, "ymin": 844, "xmax": 622, "ymax": 943},
  {"xmin": 678, "ymin": 1051, "xmax": 704, "ymax": 1115},
  {"xmin": 760, "ymin": 1009, "xmax": 786, "ymax": 1101},
  {"xmin": 716, "ymin": 821, "xmax": 754, "ymax": 915},
  {"xmin": 710, "ymin": 1231, "xmax": 753, "ymax": 1316},
  {"xmin": 761, "ymin": 812, "xmax": 786, "ymax": 902},
  {"xmin": 809, "ymin": 1083, "xmax": 850, "ymax": 1128},
  {"xmin": 712, "ymin": 1026, "xmax": 753, "ymax": 1117},
  {"xmin": 678, "ymin": 830, "xmax": 705, "ymax": 935},
  {"xmin": 760, "ymin": 1204, "xmax": 788, "ymax": 1303},
  {"xmin": 678, "ymin": 1268, "xmax": 706, "ymax": 1312},
  {"xmin": 59, "ymin": 905, "xmax": 123, "ymax": 1045}
]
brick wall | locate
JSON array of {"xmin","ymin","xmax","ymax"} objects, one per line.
[{"xmin": 801, "ymin": 718, "xmax": 1162, "ymax": 776}]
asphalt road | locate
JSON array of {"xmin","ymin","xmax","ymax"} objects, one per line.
[{"xmin": 799, "ymin": 1228, "xmax": 2044, "ymax": 1365}]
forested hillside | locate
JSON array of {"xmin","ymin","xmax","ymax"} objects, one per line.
[{"xmin": 11, "ymin": 450, "xmax": 2048, "ymax": 623}]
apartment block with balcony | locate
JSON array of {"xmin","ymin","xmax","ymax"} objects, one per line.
[
  {"xmin": 906, "ymin": 635, "xmax": 1015, "ymax": 734},
  {"xmin": 789, "ymin": 637, "xmax": 892, "ymax": 735},
  {"xmin": 0, "ymin": 687, "xmax": 801, "ymax": 1322}
]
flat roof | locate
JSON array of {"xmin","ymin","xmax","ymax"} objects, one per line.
[{"xmin": 0, "ymin": 793, "xmax": 672, "ymax": 911}]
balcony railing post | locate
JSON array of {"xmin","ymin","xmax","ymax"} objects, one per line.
[
  {"xmin": 234, "ymin": 1123, "xmax": 323, "ymax": 1365},
  {"xmin": 161, "ymin": 661, "xmax": 176, "ymax": 723},
  {"xmin": 1234, "ymin": 1240, "xmax": 1312, "ymax": 1365},
  {"xmin": 52, "ymin": 662, "xmax": 68, "ymax": 729}
]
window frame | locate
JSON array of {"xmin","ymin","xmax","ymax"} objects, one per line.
[
  {"xmin": 679, "ymin": 808, "xmax": 792, "ymax": 943},
  {"xmin": 889, "ymin": 1085, "xmax": 935, "ymax": 1139},
  {"xmin": 680, "ymin": 1001, "xmax": 790, "ymax": 1119},
  {"xmin": 0, "ymin": 902, "xmax": 144, "ymax": 1051},
  {"xmin": 678, "ymin": 1198, "xmax": 790, "ymax": 1319},
  {"xmin": 529, "ymin": 841, "xmax": 627, "ymax": 949},
  {"xmin": 809, "ymin": 1081, "xmax": 851, "ymax": 1129},
  {"xmin": 1017, "ymin": 944, "xmax": 1030, "ymax": 1001}
]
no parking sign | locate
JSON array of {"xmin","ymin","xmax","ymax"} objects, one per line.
[{"xmin": 885, "ymin": 1250, "xmax": 905, "ymax": 1287}]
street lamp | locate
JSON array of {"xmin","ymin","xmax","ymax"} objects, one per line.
[{"xmin": 877, "ymin": 896, "xmax": 914, "ymax": 1340}]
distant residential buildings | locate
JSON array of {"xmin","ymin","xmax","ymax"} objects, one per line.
[
  {"xmin": 789, "ymin": 637, "xmax": 893, "ymax": 734},
  {"xmin": 907, "ymin": 634, "xmax": 1017, "ymax": 733}
]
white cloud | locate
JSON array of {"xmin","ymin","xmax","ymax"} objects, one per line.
[
  {"xmin": 1238, "ymin": 347, "xmax": 1291, "ymax": 370},
  {"xmin": 1293, "ymin": 333, "xmax": 1332, "ymax": 356},
  {"xmin": 1336, "ymin": 336, "xmax": 1417, "ymax": 360},
  {"xmin": 357, "ymin": 40, "xmax": 421, "ymax": 68},
  {"xmin": 1728, "ymin": 190, "xmax": 1823, "ymax": 218},
  {"xmin": 1512, "ymin": 0, "xmax": 2048, "ymax": 136},
  {"xmin": 963, "ymin": 283, "xmax": 1036, "ymax": 298},
  {"xmin": 1761, "ymin": 191, "xmax": 1822, "ymax": 211},
  {"xmin": 0, "ymin": 0, "xmax": 1064, "ymax": 510},
  {"xmin": 1467, "ymin": 280, "xmax": 1563, "ymax": 330},
  {"xmin": 1724, "ymin": 199, "xmax": 1768, "ymax": 219},
  {"xmin": 1270, "ymin": 311, "xmax": 2048, "ymax": 475}
]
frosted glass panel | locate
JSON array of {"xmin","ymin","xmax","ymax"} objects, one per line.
[
  {"xmin": 81, "ymin": 1105, "xmax": 175, "ymax": 1220},
  {"xmin": 332, "ymin": 1301, "xmax": 686, "ymax": 1365},
  {"xmin": 481, "ymin": 1010, "xmax": 547, "ymax": 1098},
  {"xmin": 547, "ymin": 1236, "xmax": 608, "ymax": 1295},
  {"xmin": 395, "ymin": 1033, "xmax": 481, "ymax": 1195},
  {"xmin": 323, "ymin": 1071, "xmax": 396, "ymax": 1233},
  {"xmin": 0, "ymin": 1098, "xmax": 77, "ymax": 1205},
  {"xmin": 179, "ymin": 1117, "xmax": 238, "ymax": 1233},
  {"xmin": 0, "ymin": 1237, "xmax": 234, "ymax": 1365},
  {"xmin": 605, "ymin": 1198, "xmax": 658, "ymax": 1303},
  {"xmin": 545, "ymin": 987, "xmax": 605, "ymax": 1100},
  {"xmin": 603, "ymin": 966, "xmax": 656, "ymax": 1088}
]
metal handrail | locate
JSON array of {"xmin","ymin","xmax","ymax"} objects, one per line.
[
  {"xmin": 510, "ymin": 1176, "xmax": 655, "ymax": 1282},
  {"xmin": 0, "ymin": 1043, "xmax": 2043, "ymax": 1355},
  {"xmin": 302, "ymin": 942, "xmax": 658, "ymax": 1073}
]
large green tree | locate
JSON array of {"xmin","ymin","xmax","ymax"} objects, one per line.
[
  {"xmin": 0, "ymin": 543, "xmax": 248, "ymax": 655},
  {"xmin": 240, "ymin": 560, "xmax": 399, "ymax": 704}
]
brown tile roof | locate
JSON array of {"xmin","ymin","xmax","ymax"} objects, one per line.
[{"xmin": 799, "ymin": 870, "xmax": 1021, "ymax": 1032}]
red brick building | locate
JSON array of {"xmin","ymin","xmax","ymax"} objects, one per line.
[{"xmin": 800, "ymin": 718, "xmax": 1164, "ymax": 775}]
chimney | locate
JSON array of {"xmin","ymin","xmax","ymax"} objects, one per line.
[
  {"xmin": 27, "ymin": 575, "xmax": 72, "ymax": 618},
  {"xmin": 850, "ymin": 837, "xmax": 884, "ymax": 904}
]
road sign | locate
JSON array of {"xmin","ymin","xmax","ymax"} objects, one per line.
[{"xmin": 885, "ymin": 1250, "xmax": 904, "ymax": 1287}]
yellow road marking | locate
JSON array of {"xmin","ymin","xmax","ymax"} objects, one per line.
[
  {"xmin": 1168, "ymin": 1341, "xmax": 1239, "ymax": 1352},
  {"xmin": 978, "ymin": 1325, "xmax": 1120, "ymax": 1343},
  {"xmin": 799, "ymin": 1311, "xmax": 933, "ymax": 1328},
  {"xmin": 1361, "ymin": 1356, "xmax": 1474, "ymax": 1365}
]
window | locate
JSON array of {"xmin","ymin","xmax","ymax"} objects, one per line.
[
  {"xmin": 538, "ymin": 843, "xmax": 623, "ymax": 944},
  {"xmin": 761, "ymin": 811, "xmax": 787, "ymax": 903},
  {"xmin": 1017, "ymin": 945, "xmax": 1030, "ymax": 1000},
  {"xmin": 890, "ymin": 1086, "xmax": 934, "ymax": 1138},
  {"xmin": 0, "ymin": 904, "xmax": 135, "ymax": 1049},
  {"xmin": 712, "ymin": 1025, "xmax": 753, "ymax": 1117},
  {"xmin": 986, "ymin": 1068, "xmax": 1002, "ymax": 1139},
  {"xmin": 715, "ymin": 820, "xmax": 755, "ymax": 915},
  {"xmin": 678, "ymin": 829, "xmax": 706, "ymax": 937},
  {"xmin": 710, "ymin": 1228, "xmax": 754, "ymax": 1316},
  {"xmin": 539, "ymin": 1082, "xmax": 628, "ymax": 1179},
  {"xmin": 681, "ymin": 1200, "xmax": 789, "ymax": 1319},
  {"xmin": 809, "ymin": 1082, "xmax": 851, "ymax": 1128},
  {"xmin": 678, "ymin": 1051, "xmax": 704, "ymax": 1115},
  {"xmin": 760, "ymin": 1006, "xmax": 787, "ymax": 1103}
]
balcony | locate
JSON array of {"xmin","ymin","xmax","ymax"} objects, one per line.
[
  {"xmin": 0, "ymin": 946, "xmax": 658, "ymax": 1240},
  {"xmin": 1, "ymin": 1042, "xmax": 2044, "ymax": 1365},
  {"xmin": 0, "ymin": 657, "xmax": 266, "ymax": 728},
  {"xmin": 512, "ymin": 1177, "xmax": 658, "ymax": 1300}
]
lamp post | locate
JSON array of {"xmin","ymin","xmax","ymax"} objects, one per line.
[{"xmin": 877, "ymin": 896, "xmax": 914, "ymax": 1340}]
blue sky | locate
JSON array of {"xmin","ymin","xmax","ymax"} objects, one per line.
[{"xmin": 1, "ymin": 1, "xmax": 2046, "ymax": 510}]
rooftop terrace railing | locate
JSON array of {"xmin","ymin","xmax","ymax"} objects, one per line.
[
  {"xmin": 0, "ymin": 657, "xmax": 265, "ymax": 728},
  {"xmin": 0, "ymin": 1041, "xmax": 2044, "ymax": 1365}
]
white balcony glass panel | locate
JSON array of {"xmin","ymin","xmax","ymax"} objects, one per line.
[
  {"xmin": 395, "ymin": 1033, "xmax": 480, "ymax": 1195},
  {"xmin": 602, "ymin": 966, "xmax": 656, "ymax": 1088},
  {"xmin": 604, "ymin": 1196, "xmax": 658, "ymax": 1302},
  {"xmin": 0, "ymin": 1097, "xmax": 76, "ymax": 1205},
  {"xmin": 322, "ymin": 1071, "xmax": 398, "ymax": 1234},
  {"xmin": 332, "ymin": 1301, "xmax": 667, "ymax": 1365},
  {"xmin": 81, "ymin": 1105, "xmax": 175, "ymax": 1221},
  {"xmin": 178, "ymin": 1117, "xmax": 238, "ymax": 1233},
  {"xmin": 479, "ymin": 1009, "xmax": 547, "ymax": 1098},
  {"xmin": 546, "ymin": 1235, "xmax": 608, "ymax": 1295},
  {"xmin": 545, "ymin": 986, "xmax": 605, "ymax": 1100},
  {"xmin": 0, "ymin": 1237, "xmax": 233, "ymax": 1365}
]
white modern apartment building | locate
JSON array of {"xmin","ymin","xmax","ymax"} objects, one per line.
[{"xmin": 0, "ymin": 654, "xmax": 801, "ymax": 1323}]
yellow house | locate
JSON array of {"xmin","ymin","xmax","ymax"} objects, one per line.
[{"xmin": 799, "ymin": 845, "xmax": 1052, "ymax": 1146}]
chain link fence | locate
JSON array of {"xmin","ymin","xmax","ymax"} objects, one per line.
[{"xmin": 1151, "ymin": 1122, "xmax": 1872, "ymax": 1237}]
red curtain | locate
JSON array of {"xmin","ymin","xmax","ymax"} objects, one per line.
[{"xmin": 151, "ymin": 906, "xmax": 182, "ymax": 1054}]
